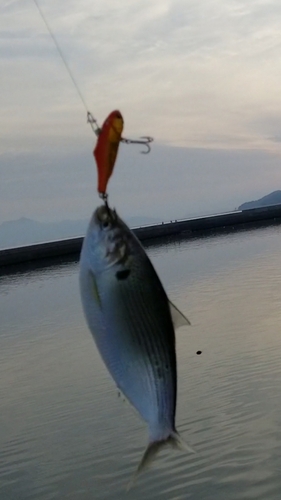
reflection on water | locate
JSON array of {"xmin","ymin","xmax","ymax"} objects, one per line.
[{"xmin": 1, "ymin": 226, "xmax": 281, "ymax": 499}]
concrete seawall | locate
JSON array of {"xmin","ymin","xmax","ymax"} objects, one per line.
[{"xmin": 1, "ymin": 205, "xmax": 281, "ymax": 268}]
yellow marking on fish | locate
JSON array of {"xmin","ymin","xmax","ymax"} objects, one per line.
[{"xmin": 90, "ymin": 271, "xmax": 102, "ymax": 309}]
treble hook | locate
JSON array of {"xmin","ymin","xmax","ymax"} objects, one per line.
[
  {"xmin": 121, "ymin": 136, "xmax": 153, "ymax": 154},
  {"xmin": 99, "ymin": 192, "xmax": 114, "ymax": 220}
]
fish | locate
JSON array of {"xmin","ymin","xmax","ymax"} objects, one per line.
[
  {"xmin": 79, "ymin": 205, "xmax": 193, "ymax": 484},
  {"xmin": 94, "ymin": 110, "xmax": 124, "ymax": 196}
]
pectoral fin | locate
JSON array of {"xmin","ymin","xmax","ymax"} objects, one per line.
[{"xmin": 169, "ymin": 300, "xmax": 191, "ymax": 328}]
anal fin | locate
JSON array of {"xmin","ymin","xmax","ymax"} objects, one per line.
[{"xmin": 169, "ymin": 300, "xmax": 191, "ymax": 329}]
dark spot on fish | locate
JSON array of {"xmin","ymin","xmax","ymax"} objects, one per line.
[
  {"xmin": 156, "ymin": 367, "xmax": 163, "ymax": 379},
  {"xmin": 116, "ymin": 269, "xmax": 131, "ymax": 280},
  {"xmin": 196, "ymin": 351, "xmax": 202, "ymax": 355},
  {"xmin": 165, "ymin": 363, "xmax": 169, "ymax": 370}
]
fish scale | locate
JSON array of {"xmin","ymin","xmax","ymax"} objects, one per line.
[
  {"xmin": 126, "ymin": 287, "xmax": 173, "ymax": 429},
  {"xmin": 119, "ymin": 260, "xmax": 175, "ymax": 405},
  {"xmin": 99, "ymin": 266, "xmax": 174, "ymax": 428},
  {"xmin": 130, "ymin": 282, "xmax": 176, "ymax": 431},
  {"xmin": 96, "ymin": 271, "xmax": 158, "ymax": 422}
]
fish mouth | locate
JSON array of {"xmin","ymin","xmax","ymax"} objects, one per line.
[{"xmin": 95, "ymin": 205, "xmax": 117, "ymax": 229}]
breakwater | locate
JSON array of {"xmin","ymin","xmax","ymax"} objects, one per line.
[{"xmin": 1, "ymin": 205, "xmax": 281, "ymax": 268}]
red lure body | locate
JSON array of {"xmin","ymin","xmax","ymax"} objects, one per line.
[{"xmin": 93, "ymin": 110, "xmax": 124, "ymax": 195}]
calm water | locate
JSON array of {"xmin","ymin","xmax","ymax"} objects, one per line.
[{"xmin": 1, "ymin": 226, "xmax": 281, "ymax": 499}]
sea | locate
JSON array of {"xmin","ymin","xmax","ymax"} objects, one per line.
[{"xmin": 1, "ymin": 224, "xmax": 281, "ymax": 499}]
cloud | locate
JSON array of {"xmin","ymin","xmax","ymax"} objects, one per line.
[
  {"xmin": 1, "ymin": 0, "xmax": 281, "ymax": 223},
  {"xmin": 2, "ymin": 0, "xmax": 281, "ymax": 149}
]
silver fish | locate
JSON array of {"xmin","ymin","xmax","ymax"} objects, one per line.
[{"xmin": 79, "ymin": 205, "xmax": 193, "ymax": 483}]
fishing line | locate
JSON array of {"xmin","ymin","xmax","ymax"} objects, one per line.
[
  {"xmin": 32, "ymin": 0, "xmax": 90, "ymax": 114},
  {"xmin": 32, "ymin": 0, "xmax": 153, "ymax": 149},
  {"xmin": 32, "ymin": 0, "xmax": 153, "ymax": 211}
]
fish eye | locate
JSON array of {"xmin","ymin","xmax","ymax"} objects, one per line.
[
  {"xmin": 96, "ymin": 206, "xmax": 112, "ymax": 229},
  {"xmin": 100, "ymin": 214, "xmax": 112, "ymax": 230}
]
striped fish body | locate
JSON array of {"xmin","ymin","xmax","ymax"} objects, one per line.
[{"xmin": 79, "ymin": 205, "xmax": 191, "ymax": 479}]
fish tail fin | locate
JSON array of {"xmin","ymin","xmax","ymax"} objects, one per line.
[
  {"xmin": 169, "ymin": 430, "xmax": 196, "ymax": 454},
  {"xmin": 127, "ymin": 431, "xmax": 195, "ymax": 491}
]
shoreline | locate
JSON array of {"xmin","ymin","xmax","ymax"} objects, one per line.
[{"xmin": 1, "ymin": 205, "xmax": 281, "ymax": 269}]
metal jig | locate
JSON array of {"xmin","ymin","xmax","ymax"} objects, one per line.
[{"xmin": 121, "ymin": 136, "xmax": 153, "ymax": 154}]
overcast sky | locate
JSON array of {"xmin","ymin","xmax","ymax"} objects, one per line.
[{"xmin": 1, "ymin": 0, "xmax": 281, "ymax": 224}]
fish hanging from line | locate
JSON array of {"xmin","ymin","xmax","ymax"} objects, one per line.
[{"xmin": 79, "ymin": 204, "xmax": 195, "ymax": 488}]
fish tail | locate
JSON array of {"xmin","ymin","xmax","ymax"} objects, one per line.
[{"xmin": 127, "ymin": 431, "xmax": 195, "ymax": 490}]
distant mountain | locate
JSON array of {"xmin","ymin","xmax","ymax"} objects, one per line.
[
  {"xmin": 238, "ymin": 191, "xmax": 281, "ymax": 211},
  {"xmin": 0, "ymin": 215, "xmax": 160, "ymax": 249}
]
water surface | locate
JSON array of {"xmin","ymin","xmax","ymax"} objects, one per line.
[{"xmin": 1, "ymin": 226, "xmax": 281, "ymax": 499}]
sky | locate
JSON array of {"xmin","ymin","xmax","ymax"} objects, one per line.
[{"xmin": 1, "ymin": 0, "xmax": 281, "ymax": 224}]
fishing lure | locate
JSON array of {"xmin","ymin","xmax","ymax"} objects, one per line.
[
  {"xmin": 33, "ymin": 0, "xmax": 153, "ymax": 201},
  {"xmin": 88, "ymin": 111, "xmax": 153, "ymax": 200},
  {"xmin": 93, "ymin": 110, "xmax": 124, "ymax": 197}
]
